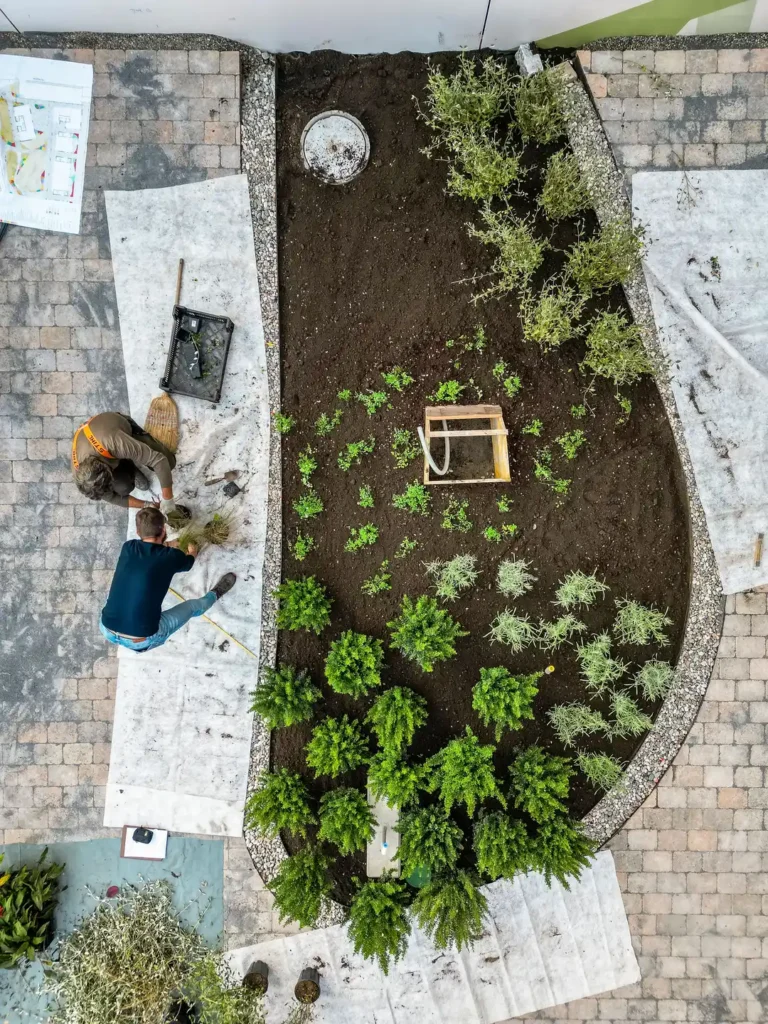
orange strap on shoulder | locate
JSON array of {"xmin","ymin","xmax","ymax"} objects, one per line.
[{"xmin": 71, "ymin": 418, "xmax": 116, "ymax": 469}]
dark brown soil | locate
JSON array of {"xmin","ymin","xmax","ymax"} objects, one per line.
[{"xmin": 274, "ymin": 50, "xmax": 691, "ymax": 904}]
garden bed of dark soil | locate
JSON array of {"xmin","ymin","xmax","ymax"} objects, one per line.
[{"xmin": 273, "ymin": 50, "xmax": 691, "ymax": 904}]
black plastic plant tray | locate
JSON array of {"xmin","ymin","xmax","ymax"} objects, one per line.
[{"xmin": 159, "ymin": 304, "xmax": 235, "ymax": 404}]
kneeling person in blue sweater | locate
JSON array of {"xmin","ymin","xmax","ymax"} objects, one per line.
[{"xmin": 100, "ymin": 506, "xmax": 236, "ymax": 652}]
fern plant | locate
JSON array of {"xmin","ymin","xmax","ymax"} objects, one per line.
[
  {"xmin": 548, "ymin": 702, "xmax": 610, "ymax": 748},
  {"xmin": 610, "ymin": 691, "xmax": 653, "ymax": 739},
  {"xmin": 513, "ymin": 67, "xmax": 566, "ymax": 143},
  {"xmin": 538, "ymin": 614, "xmax": 586, "ymax": 652},
  {"xmin": 496, "ymin": 557, "xmax": 537, "ymax": 598},
  {"xmin": 633, "ymin": 659, "xmax": 675, "ymax": 701},
  {"xmin": 473, "ymin": 812, "xmax": 533, "ymax": 880},
  {"xmin": 398, "ymin": 805, "xmax": 463, "ymax": 876},
  {"xmin": 567, "ymin": 217, "xmax": 644, "ymax": 295},
  {"xmin": 388, "ymin": 595, "xmax": 468, "ymax": 672},
  {"xmin": 411, "ymin": 872, "xmax": 488, "ymax": 952},
  {"xmin": 249, "ymin": 664, "xmax": 321, "ymax": 730},
  {"xmin": 325, "ymin": 631, "xmax": 384, "ymax": 698},
  {"xmin": 487, "ymin": 609, "xmax": 538, "ymax": 652},
  {"xmin": 269, "ymin": 846, "xmax": 332, "ymax": 928},
  {"xmin": 305, "ymin": 715, "xmax": 369, "ymax": 778},
  {"xmin": 368, "ymin": 751, "xmax": 426, "ymax": 807},
  {"xmin": 427, "ymin": 726, "xmax": 504, "ymax": 817},
  {"xmin": 472, "ymin": 667, "xmax": 540, "ymax": 740},
  {"xmin": 317, "ymin": 787, "xmax": 376, "ymax": 855},
  {"xmin": 613, "ymin": 599, "xmax": 672, "ymax": 646},
  {"xmin": 519, "ymin": 277, "xmax": 585, "ymax": 351},
  {"xmin": 509, "ymin": 746, "xmax": 573, "ymax": 822},
  {"xmin": 245, "ymin": 769, "xmax": 316, "ymax": 839},
  {"xmin": 576, "ymin": 632, "xmax": 628, "ymax": 695},
  {"xmin": 538, "ymin": 150, "xmax": 591, "ymax": 220},
  {"xmin": 425, "ymin": 554, "xmax": 479, "ymax": 601},
  {"xmin": 577, "ymin": 752, "xmax": 626, "ymax": 793},
  {"xmin": 348, "ymin": 874, "xmax": 411, "ymax": 975},
  {"xmin": 529, "ymin": 816, "xmax": 595, "ymax": 889},
  {"xmin": 554, "ymin": 570, "xmax": 609, "ymax": 610},
  {"xmin": 365, "ymin": 686, "xmax": 428, "ymax": 750},
  {"xmin": 392, "ymin": 480, "xmax": 432, "ymax": 516},
  {"xmin": 273, "ymin": 576, "xmax": 332, "ymax": 634}
]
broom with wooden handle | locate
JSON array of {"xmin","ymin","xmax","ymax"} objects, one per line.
[{"xmin": 143, "ymin": 260, "xmax": 184, "ymax": 453}]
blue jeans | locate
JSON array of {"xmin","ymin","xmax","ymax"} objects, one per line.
[{"xmin": 100, "ymin": 592, "xmax": 217, "ymax": 652}]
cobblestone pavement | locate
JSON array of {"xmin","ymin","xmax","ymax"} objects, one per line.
[{"xmin": 0, "ymin": 46, "xmax": 240, "ymax": 845}]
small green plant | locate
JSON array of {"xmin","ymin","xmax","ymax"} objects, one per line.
[
  {"xmin": 509, "ymin": 746, "xmax": 573, "ymax": 822},
  {"xmin": 381, "ymin": 366, "xmax": 415, "ymax": 392},
  {"xmin": 393, "ymin": 480, "xmax": 432, "ymax": 516},
  {"xmin": 533, "ymin": 447, "xmax": 571, "ymax": 496},
  {"xmin": 497, "ymin": 495, "xmax": 513, "ymax": 512},
  {"xmin": 344, "ymin": 522, "xmax": 379, "ymax": 552},
  {"xmin": 571, "ymin": 403, "xmax": 587, "ymax": 419},
  {"xmin": 555, "ymin": 570, "xmax": 609, "ymax": 610},
  {"xmin": 472, "ymin": 667, "xmax": 540, "ymax": 740},
  {"xmin": 245, "ymin": 768, "xmax": 316, "ymax": 839},
  {"xmin": 337, "ymin": 388, "xmax": 352, "ymax": 401},
  {"xmin": 348, "ymin": 874, "xmax": 410, "ymax": 976},
  {"xmin": 273, "ymin": 411, "xmax": 295, "ymax": 434},
  {"xmin": 582, "ymin": 311, "xmax": 652, "ymax": 387},
  {"xmin": 522, "ymin": 418, "xmax": 543, "ymax": 436},
  {"xmin": 513, "ymin": 67, "xmax": 566, "ymax": 144},
  {"xmin": 577, "ymin": 752, "xmax": 625, "ymax": 793},
  {"xmin": 395, "ymin": 536, "xmax": 418, "ymax": 558},
  {"xmin": 292, "ymin": 490, "xmax": 324, "ymax": 520},
  {"xmin": 318, "ymin": 788, "xmax": 376, "ymax": 855},
  {"xmin": 548, "ymin": 702, "xmax": 610, "ymax": 748},
  {"xmin": 411, "ymin": 872, "xmax": 488, "ymax": 952},
  {"xmin": 610, "ymin": 691, "xmax": 653, "ymax": 738},
  {"xmin": 290, "ymin": 531, "xmax": 315, "ymax": 562},
  {"xmin": 492, "ymin": 358, "xmax": 522, "ymax": 399},
  {"xmin": 273, "ymin": 576, "xmax": 332, "ymax": 634},
  {"xmin": 391, "ymin": 428, "xmax": 420, "ymax": 468},
  {"xmin": 530, "ymin": 816, "xmax": 596, "ymax": 889},
  {"xmin": 0, "ymin": 850, "xmax": 63, "ymax": 968},
  {"xmin": 473, "ymin": 812, "xmax": 532, "ymax": 880},
  {"xmin": 633, "ymin": 659, "xmax": 675, "ymax": 701},
  {"xmin": 297, "ymin": 445, "xmax": 317, "ymax": 487},
  {"xmin": 425, "ymin": 553, "xmax": 479, "ymax": 601},
  {"xmin": 305, "ymin": 715, "xmax": 369, "ymax": 778},
  {"xmin": 447, "ymin": 132, "xmax": 524, "ymax": 202},
  {"xmin": 399, "ymin": 805, "xmax": 463, "ymax": 876},
  {"xmin": 315, "ymin": 409, "xmax": 343, "ymax": 436},
  {"xmin": 357, "ymin": 389, "xmax": 389, "ymax": 416},
  {"xmin": 471, "ymin": 205, "xmax": 549, "ymax": 297},
  {"xmin": 568, "ymin": 217, "xmax": 644, "ymax": 295},
  {"xmin": 366, "ymin": 686, "xmax": 428, "ymax": 750},
  {"xmin": 361, "ymin": 561, "xmax": 392, "ymax": 595},
  {"xmin": 429, "ymin": 379, "xmax": 466, "ymax": 403},
  {"xmin": 325, "ymin": 631, "xmax": 384, "ymax": 697},
  {"xmin": 419, "ymin": 52, "xmax": 515, "ymax": 143},
  {"xmin": 556, "ymin": 429, "xmax": 586, "ymax": 460},
  {"xmin": 538, "ymin": 614, "xmax": 586, "ymax": 651},
  {"xmin": 576, "ymin": 632, "xmax": 628, "ymax": 694},
  {"xmin": 426, "ymin": 726, "xmax": 504, "ymax": 816},
  {"xmin": 441, "ymin": 497, "xmax": 473, "ymax": 532},
  {"xmin": 269, "ymin": 846, "xmax": 331, "ymax": 928},
  {"xmin": 368, "ymin": 751, "xmax": 426, "ymax": 807},
  {"xmin": 613, "ymin": 598, "xmax": 672, "ymax": 646},
  {"xmin": 388, "ymin": 594, "xmax": 468, "ymax": 672},
  {"xmin": 519, "ymin": 277, "xmax": 585, "ymax": 351},
  {"xmin": 487, "ymin": 609, "xmax": 538, "ymax": 652},
  {"xmin": 358, "ymin": 484, "xmax": 374, "ymax": 508},
  {"xmin": 250, "ymin": 664, "xmax": 321, "ymax": 729},
  {"xmin": 483, "ymin": 525, "xmax": 502, "ymax": 544},
  {"xmin": 338, "ymin": 437, "xmax": 376, "ymax": 471},
  {"xmin": 538, "ymin": 150, "xmax": 591, "ymax": 220},
  {"xmin": 496, "ymin": 557, "xmax": 536, "ymax": 598},
  {"xmin": 616, "ymin": 393, "xmax": 632, "ymax": 425}
]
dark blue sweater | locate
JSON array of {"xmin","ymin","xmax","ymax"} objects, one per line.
[{"xmin": 101, "ymin": 539, "xmax": 195, "ymax": 637}]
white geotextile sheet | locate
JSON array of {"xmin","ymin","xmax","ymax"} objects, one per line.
[
  {"xmin": 103, "ymin": 175, "xmax": 269, "ymax": 836},
  {"xmin": 227, "ymin": 851, "xmax": 639, "ymax": 1023},
  {"xmin": 633, "ymin": 169, "xmax": 768, "ymax": 594}
]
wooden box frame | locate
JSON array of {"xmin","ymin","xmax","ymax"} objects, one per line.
[{"xmin": 423, "ymin": 404, "xmax": 510, "ymax": 485}]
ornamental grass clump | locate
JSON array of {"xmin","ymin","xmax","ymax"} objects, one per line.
[
  {"xmin": 392, "ymin": 480, "xmax": 432, "ymax": 516},
  {"xmin": 487, "ymin": 609, "xmax": 538, "ymax": 652},
  {"xmin": 471, "ymin": 205, "xmax": 549, "ymax": 298},
  {"xmin": 567, "ymin": 217, "xmax": 644, "ymax": 295},
  {"xmin": 368, "ymin": 751, "xmax": 426, "ymax": 808},
  {"xmin": 554, "ymin": 570, "xmax": 609, "ymax": 610},
  {"xmin": 420, "ymin": 53, "xmax": 515, "ymax": 145},
  {"xmin": 365, "ymin": 686, "xmax": 428, "ymax": 750},
  {"xmin": 613, "ymin": 598, "xmax": 672, "ymax": 646},
  {"xmin": 318, "ymin": 787, "xmax": 376, "ymax": 855},
  {"xmin": 325, "ymin": 631, "xmax": 384, "ymax": 697},
  {"xmin": 519, "ymin": 277, "xmax": 585, "ymax": 351},
  {"xmin": 273, "ymin": 576, "xmax": 332, "ymax": 634},
  {"xmin": 576, "ymin": 632, "xmax": 628, "ymax": 695},
  {"xmin": 513, "ymin": 67, "xmax": 567, "ymax": 144},
  {"xmin": 496, "ymin": 556, "xmax": 537, "ymax": 598},
  {"xmin": 633, "ymin": 658, "xmax": 676, "ymax": 701},
  {"xmin": 411, "ymin": 872, "xmax": 488, "ymax": 952},
  {"xmin": 249, "ymin": 664, "xmax": 321, "ymax": 730},
  {"xmin": 427, "ymin": 725, "xmax": 505, "ymax": 817},
  {"xmin": 473, "ymin": 812, "xmax": 533, "ymax": 880},
  {"xmin": 0, "ymin": 850, "xmax": 63, "ymax": 969},
  {"xmin": 388, "ymin": 595, "xmax": 468, "ymax": 672},
  {"xmin": 538, "ymin": 614, "xmax": 586, "ymax": 651},
  {"xmin": 447, "ymin": 132, "xmax": 524, "ymax": 202},
  {"xmin": 348, "ymin": 874, "xmax": 411, "ymax": 976},
  {"xmin": 530, "ymin": 816, "xmax": 595, "ymax": 889},
  {"xmin": 610, "ymin": 691, "xmax": 653, "ymax": 739},
  {"xmin": 538, "ymin": 150, "xmax": 591, "ymax": 220},
  {"xmin": 509, "ymin": 746, "xmax": 573, "ymax": 822},
  {"xmin": 245, "ymin": 769, "xmax": 316, "ymax": 839},
  {"xmin": 472, "ymin": 667, "xmax": 541, "ymax": 740},
  {"xmin": 577, "ymin": 752, "xmax": 626, "ymax": 793},
  {"xmin": 398, "ymin": 805, "xmax": 463, "ymax": 876},
  {"xmin": 425, "ymin": 553, "xmax": 479, "ymax": 601},
  {"xmin": 305, "ymin": 715, "xmax": 369, "ymax": 778},
  {"xmin": 269, "ymin": 846, "xmax": 332, "ymax": 929},
  {"xmin": 582, "ymin": 311, "xmax": 652, "ymax": 387},
  {"xmin": 548, "ymin": 702, "xmax": 610, "ymax": 748}
]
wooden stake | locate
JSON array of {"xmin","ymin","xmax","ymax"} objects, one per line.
[
  {"xmin": 755, "ymin": 533, "xmax": 764, "ymax": 568},
  {"xmin": 174, "ymin": 258, "xmax": 184, "ymax": 306}
]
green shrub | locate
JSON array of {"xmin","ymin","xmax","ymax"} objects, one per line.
[
  {"xmin": 530, "ymin": 816, "xmax": 595, "ymax": 888},
  {"xmin": 305, "ymin": 715, "xmax": 369, "ymax": 778},
  {"xmin": 395, "ymin": 537, "xmax": 418, "ymax": 558},
  {"xmin": 513, "ymin": 68, "xmax": 566, "ymax": 144},
  {"xmin": 521, "ymin": 418, "xmax": 544, "ymax": 436},
  {"xmin": 556, "ymin": 429, "xmax": 586, "ymax": 460},
  {"xmin": 273, "ymin": 576, "xmax": 332, "ymax": 634},
  {"xmin": 487, "ymin": 609, "xmax": 538, "ymax": 652},
  {"xmin": 338, "ymin": 437, "xmax": 375, "ymax": 471},
  {"xmin": 554, "ymin": 570, "xmax": 609, "ymax": 610},
  {"xmin": 610, "ymin": 691, "xmax": 653, "ymax": 738},
  {"xmin": 388, "ymin": 595, "xmax": 467, "ymax": 672},
  {"xmin": 357, "ymin": 390, "xmax": 389, "ymax": 416},
  {"xmin": 633, "ymin": 659, "xmax": 675, "ymax": 701},
  {"xmin": 567, "ymin": 217, "xmax": 644, "ymax": 295},
  {"xmin": 471, "ymin": 205, "xmax": 549, "ymax": 297},
  {"xmin": 348, "ymin": 874, "xmax": 410, "ymax": 975},
  {"xmin": 398, "ymin": 805, "xmax": 463, "ymax": 876},
  {"xmin": 382, "ymin": 366, "xmax": 415, "ymax": 392},
  {"xmin": 483, "ymin": 525, "xmax": 503, "ymax": 544},
  {"xmin": 315, "ymin": 409, "xmax": 343, "ymax": 436},
  {"xmin": 538, "ymin": 150, "xmax": 591, "ymax": 220},
  {"xmin": 245, "ymin": 769, "xmax": 315, "ymax": 839},
  {"xmin": 366, "ymin": 686, "xmax": 428, "ymax": 750},
  {"xmin": 358, "ymin": 484, "xmax": 374, "ymax": 508},
  {"xmin": 427, "ymin": 725, "xmax": 504, "ymax": 816},
  {"xmin": 337, "ymin": 388, "xmax": 352, "ymax": 402},
  {"xmin": 472, "ymin": 667, "xmax": 540, "ymax": 740},
  {"xmin": 509, "ymin": 746, "xmax": 573, "ymax": 822},
  {"xmin": 497, "ymin": 557, "xmax": 537, "ymax": 598},
  {"xmin": 269, "ymin": 846, "xmax": 331, "ymax": 928},
  {"xmin": 318, "ymin": 788, "xmax": 376, "ymax": 855},
  {"xmin": 519, "ymin": 278, "xmax": 585, "ymax": 351},
  {"xmin": 577, "ymin": 752, "xmax": 625, "ymax": 793},
  {"xmin": 473, "ymin": 812, "xmax": 533, "ymax": 880},
  {"xmin": 325, "ymin": 631, "xmax": 384, "ymax": 698},
  {"xmin": 297, "ymin": 445, "xmax": 316, "ymax": 487},
  {"xmin": 344, "ymin": 522, "xmax": 379, "ymax": 552},
  {"xmin": 582, "ymin": 311, "xmax": 652, "ymax": 387},
  {"xmin": 391, "ymin": 428, "xmax": 420, "ymax": 468},
  {"xmin": 613, "ymin": 598, "xmax": 672, "ymax": 646},
  {"xmin": 429, "ymin": 380, "xmax": 466, "ymax": 403},
  {"xmin": 368, "ymin": 751, "xmax": 426, "ymax": 807},
  {"xmin": 361, "ymin": 561, "xmax": 392, "ymax": 595},
  {"xmin": 292, "ymin": 490, "xmax": 323, "ymax": 520},
  {"xmin": 249, "ymin": 664, "xmax": 321, "ymax": 729},
  {"xmin": 0, "ymin": 850, "xmax": 63, "ymax": 968},
  {"xmin": 441, "ymin": 497, "xmax": 473, "ymax": 532},
  {"xmin": 447, "ymin": 133, "xmax": 524, "ymax": 202},
  {"xmin": 420, "ymin": 53, "xmax": 515, "ymax": 143},
  {"xmin": 392, "ymin": 480, "xmax": 432, "ymax": 516},
  {"xmin": 290, "ymin": 531, "xmax": 315, "ymax": 562},
  {"xmin": 576, "ymin": 632, "xmax": 628, "ymax": 695},
  {"xmin": 548, "ymin": 702, "xmax": 610, "ymax": 748},
  {"xmin": 273, "ymin": 411, "xmax": 295, "ymax": 434},
  {"xmin": 538, "ymin": 614, "xmax": 586, "ymax": 651},
  {"xmin": 425, "ymin": 553, "xmax": 479, "ymax": 601},
  {"xmin": 411, "ymin": 872, "xmax": 488, "ymax": 952}
]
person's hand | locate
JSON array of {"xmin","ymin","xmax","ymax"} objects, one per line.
[
  {"xmin": 145, "ymin": 498, "xmax": 160, "ymax": 508},
  {"xmin": 187, "ymin": 542, "xmax": 199, "ymax": 558},
  {"xmin": 160, "ymin": 497, "xmax": 176, "ymax": 514}
]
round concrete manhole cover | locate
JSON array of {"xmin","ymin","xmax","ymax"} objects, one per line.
[{"xmin": 301, "ymin": 111, "xmax": 370, "ymax": 184}]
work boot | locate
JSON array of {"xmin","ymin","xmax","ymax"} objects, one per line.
[
  {"xmin": 134, "ymin": 468, "xmax": 150, "ymax": 491},
  {"xmin": 212, "ymin": 573, "xmax": 236, "ymax": 600}
]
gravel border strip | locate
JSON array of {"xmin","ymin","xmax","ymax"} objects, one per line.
[
  {"xmin": 556, "ymin": 61, "xmax": 724, "ymax": 846},
  {"xmin": 558, "ymin": 31, "xmax": 768, "ymax": 53}
]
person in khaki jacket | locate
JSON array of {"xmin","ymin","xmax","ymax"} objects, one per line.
[{"xmin": 72, "ymin": 411, "xmax": 178, "ymax": 512}]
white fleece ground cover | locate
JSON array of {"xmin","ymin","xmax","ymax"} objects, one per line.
[
  {"xmin": 633, "ymin": 169, "xmax": 768, "ymax": 595},
  {"xmin": 227, "ymin": 851, "xmax": 639, "ymax": 1023},
  {"xmin": 102, "ymin": 175, "xmax": 269, "ymax": 836}
]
